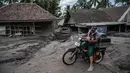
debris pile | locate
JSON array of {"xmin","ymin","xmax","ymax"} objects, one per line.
[
  {"xmin": 54, "ymin": 27, "xmax": 71, "ymax": 41},
  {"xmin": 101, "ymin": 38, "xmax": 130, "ymax": 73}
]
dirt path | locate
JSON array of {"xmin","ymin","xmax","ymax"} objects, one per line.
[
  {"xmin": 8, "ymin": 41, "xmax": 112, "ymax": 73},
  {"xmin": 1, "ymin": 36, "xmax": 130, "ymax": 73}
]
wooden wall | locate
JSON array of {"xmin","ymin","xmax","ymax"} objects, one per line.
[{"xmin": 0, "ymin": 21, "xmax": 54, "ymax": 37}]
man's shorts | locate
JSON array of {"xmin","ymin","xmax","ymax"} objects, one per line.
[
  {"xmin": 81, "ymin": 41, "xmax": 96, "ymax": 56},
  {"xmin": 87, "ymin": 44, "xmax": 96, "ymax": 56}
]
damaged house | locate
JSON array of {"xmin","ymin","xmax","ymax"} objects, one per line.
[
  {"xmin": 65, "ymin": 5, "xmax": 130, "ymax": 34},
  {"xmin": 0, "ymin": 3, "xmax": 57, "ymax": 37}
]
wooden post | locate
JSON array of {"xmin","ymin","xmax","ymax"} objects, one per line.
[
  {"xmin": 78, "ymin": 27, "xmax": 80, "ymax": 34},
  {"xmin": 78, "ymin": 27, "xmax": 82, "ymax": 34},
  {"xmin": 23, "ymin": 23, "xmax": 24, "ymax": 36},
  {"xmin": 33, "ymin": 22, "xmax": 35, "ymax": 35},
  {"xmin": 119, "ymin": 24, "xmax": 121, "ymax": 32},
  {"xmin": 18, "ymin": 23, "xmax": 20, "ymax": 36},
  {"xmin": 51, "ymin": 21, "xmax": 55, "ymax": 34},
  {"xmin": 125, "ymin": 25, "xmax": 127, "ymax": 32},
  {"xmin": 14, "ymin": 23, "xmax": 15, "ymax": 37},
  {"xmin": 9, "ymin": 23, "xmax": 11, "ymax": 37},
  {"xmin": 26, "ymin": 24, "xmax": 27, "ymax": 36}
]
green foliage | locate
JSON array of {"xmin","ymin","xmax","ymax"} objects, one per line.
[
  {"xmin": 72, "ymin": 0, "xmax": 111, "ymax": 10},
  {"xmin": 20, "ymin": 0, "xmax": 34, "ymax": 3},
  {"xmin": 72, "ymin": 0, "xmax": 92, "ymax": 10},
  {"xmin": 1, "ymin": 0, "xmax": 18, "ymax": 4},
  {"xmin": 34, "ymin": 0, "xmax": 60, "ymax": 17},
  {"xmin": 0, "ymin": 2, "xmax": 4, "ymax": 7},
  {"xmin": 0, "ymin": 0, "xmax": 61, "ymax": 17}
]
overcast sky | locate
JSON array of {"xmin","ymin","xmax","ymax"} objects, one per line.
[
  {"xmin": 59, "ymin": 0, "xmax": 115, "ymax": 6},
  {"xmin": 59, "ymin": 0, "xmax": 78, "ymax": 6}
]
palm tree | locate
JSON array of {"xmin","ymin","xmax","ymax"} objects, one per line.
[
  {"xmin": 87, "ymin": 0, "xmax": 110, "ymax": 9},
  {"xmin": 0, "ymin": 0, "xmax": 60, "ymax": 17},
  {"xmin": 96, "ymin": 0, "xmax": 110, "ymax": 9},
  {"xmin": 72, "ymin": 0, "xmax": 92, "ymax": 9},
  {"xmin": 72, "ymin": 0, "xmax": 110, "ymax": 10},
  {"xmin": 3, "ymin": 0, "xmax": 18, "ymax": 4},
  {"xmin": 115, "ymin": 0, "xmax": 130, "ymax": 5}
]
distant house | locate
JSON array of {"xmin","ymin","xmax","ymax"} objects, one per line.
[
  {"xmin": 65, "ymin": 6, "xmax": 130, "ymax": 34},
  {"xmin": 0, "ymin": 3, "xmax": 57, "ymax": 37}
]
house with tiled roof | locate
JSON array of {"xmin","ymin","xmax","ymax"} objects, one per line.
[
  {"xmin": 65, "ymin": 5, "xmax": 130, "ymax": 33},
  {"xmin": 0, "ymin": 3, "xmax": 57, "ymax": 37}
]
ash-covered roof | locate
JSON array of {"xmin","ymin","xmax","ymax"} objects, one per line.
[
  {"xmin": 101, "ymin": 5, "xmax": 129, "ymax": 21},
  {"xmin": 68, "ymin": 9, "xmax": 112, "ymax": 24},
  {"xmin": 68, "ymin": 5, "xmax": 129, "ymax": 24},
  {"xmin": 0, "ymin": 3, "xmax": 57, "ymax": 22}
]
